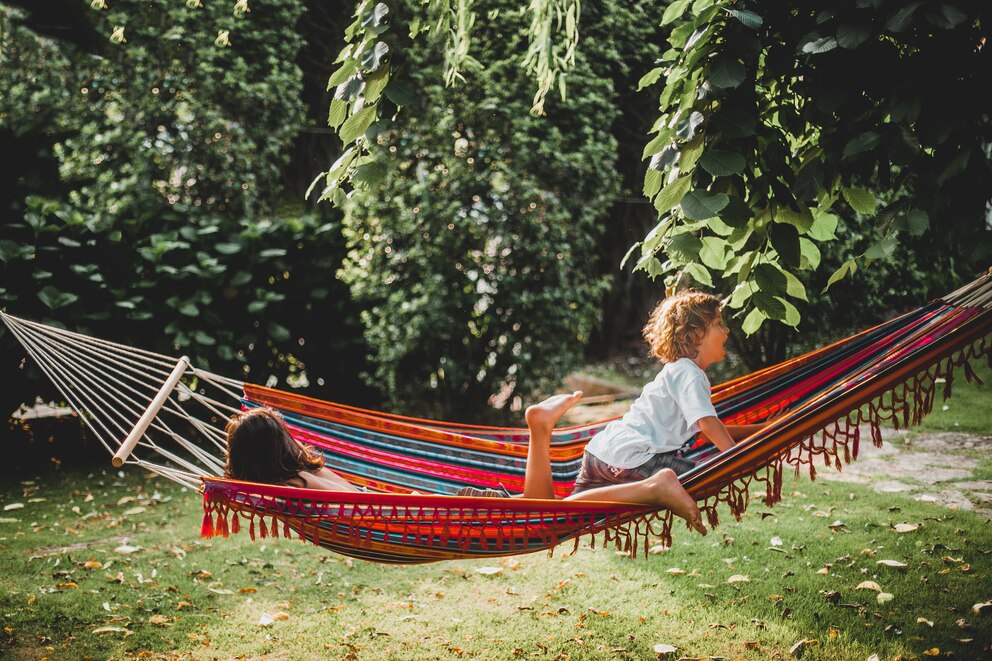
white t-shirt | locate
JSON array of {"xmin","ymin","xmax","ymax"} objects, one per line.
[{"xmin": 585, "ymin": 358, "xmax": 717, "ymax": 469}]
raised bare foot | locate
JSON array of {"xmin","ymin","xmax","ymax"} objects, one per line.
[
  {"xmin": 649, "ymin": 469, "xmax": 707, "ymax": 536},
  {"xmin": 525, "ymin": 391, "xmax": 583, "ymax": 435}
]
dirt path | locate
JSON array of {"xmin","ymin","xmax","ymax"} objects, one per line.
[{"xmin": 562, "ymin": 398, "xmax": 992, "ymax": 519}]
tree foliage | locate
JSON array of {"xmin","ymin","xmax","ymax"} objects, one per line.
[
  {"xmin": 318, "ymin": 0, "xmax": 991, "ymax": 337},
  {"xmin": 338, "ymin": 0, "xmax": 626, "ymax": 421},
  {"xmin": 0, "ymin": 0, "xmax": 372, "ymax": 418}
]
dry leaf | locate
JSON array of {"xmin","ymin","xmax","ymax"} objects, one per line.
[
  {"xmin": 876, "ymin": 560, "xmax": 907, "ymax": 568},
  {"xmin": 273, "ymin": 612, "xmax": 289, "ymax": 620},
  {"xmin": 922, "ymin": 648, "xmax": 940, "ymax": 656},
  {"xmin": 867, "ymin": 655, "xmax": 879, "ymax": 661},
  {"xmin": 648, "ymin": 545, "xmax": 668, "ymax": 555},
  {"xmin": 3, "ymin": 503, "xmax": 24, "ymax": 511},
  {"xmin": 856, "ymin": 581, "xmax": 882, "ymax": 592},
  {"xmin": 114, "ymin": 545, "xmax": 141, "ymax": 554},
  {"xmin": 149, "ymin": 615, "xmax": 170, "ymax": 626},
  {"xmin": 123, "ymin": 506, "xmax": 146, "ymax": 516},
  {"xmin": 893, "ymin": 523, "xmax": 919, "ymax": 533},
  {"xmin": 828, "ymin": 520, "xmax": 846, "ymax": 530},
  {"xmin": 727, "ymin": 574, "xmax": 750, "ymax": 583},
  {"xmin": 258, "ymin": 613, "xmax": 274, "ymax": 627},
  {"xmin": 917, "ymin": 617, "xmax": 933, "ymax": 627},
  {"xmin": 770, "ymin": 536, "xmax": 783, "ymax": 547},
  {"xmin": 652, "ymin": 643, "xmax": 677, "ymax": 658},
  {"xmin": 55, "ymin": 582, "xmax": 79, "ymax": 589},
  {"xmin": 476, "ymin": 567, "xmax": 502, "ymax": 575},
  {"xmin": 666, "ymin": 568, "xmax": 685, "ymax": 575},
  {"xmin": 27, "ymin": 595, "xmax": 36, "ymax": 605},
  {"xmin": 816, "ymin": 567, "xmax": 830, "ymax": 575},
  {"xmin": 789, "ymin": 639, "xmax": 817, "ymax": 658},
  {"xmin": 238, "ymin": 587, "xmax": 257, "ymax": 594},
  {"xmin": 93, "ymin": 626, "xmax": 130, "ymax": 635},
  {"xmin": 972, "ymin": 601, "xmax": 991, "ymax": 615},
  {"xmin": 876, "ymin": 592, "xmax": 894, "ymax": 604},
  {"xmin": 83, "ymin": 560, "xmax": 102, "ymax": 569}
]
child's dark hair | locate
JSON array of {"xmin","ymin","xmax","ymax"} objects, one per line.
[
  {"xmin": 224, "ymin": 407, "xmax": 323, "ymax": 487},
  {"xmin": 643, "ymin": 290, "xmax": 723, "ymax": 362}
]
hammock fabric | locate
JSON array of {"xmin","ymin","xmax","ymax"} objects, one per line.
[{"xmin": 5, "ymin": 270, "xmax": 991, "ymax": 564}]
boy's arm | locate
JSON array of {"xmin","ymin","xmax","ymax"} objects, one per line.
[
  {"xmin": 700, "ymin": 415, "xmax": 786, "ymax": 450},
  {"xmin": 696, "ymin": 416, "xmax": 736, "ymax": 452}
]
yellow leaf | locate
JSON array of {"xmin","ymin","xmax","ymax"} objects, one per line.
[
  {"xmin": 83, "ymin": 560, "xmax": 102, "ymax": 569},
  {"xmin": 876, "ymin": 593, "xmax": 894, "ymax": 604},
  {"xmin": 856, "ymin": 581, "xmax": 881, "ymax": 592},
  {"xmin": 922, "ymin": 648, "xmax": 940, "ymax": 656},
  {"xmin": 917, "ymin": 617, "xmax": 934, "ymax": 627},
  {"xmin": 876, "ymin": 559, "xmax": 907, "ymax": 568},
  {"xmin": 55, "ymin": 582, "xmax": 78, "ymax": 589},
  {"xmin": 727, "ymin": 574, "xmax": 750, "ymax": 583},
  {"xmin": 893, "ymin": 523, "xmax": 919, "ymax": 533}
]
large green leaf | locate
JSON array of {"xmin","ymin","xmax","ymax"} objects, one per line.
[
  {"xmin": 842, "ymin": 187, "xmax": 878, "ymax": 215},
  {"xmin": 837, "ymin": 23, "xmax": 871, "ymax": 49},
  {"xmin": 886, "ymin": 2, "xmax": 924, "ymax": 32},
  {"xmin": 37, "ymin": 286, "xmax": 78, "ymax": 311},
  {"xmin": 339, "ymin": 106, "xmax": 377, "ymax": 143},
  {"xmin": 726, "ymin": 9, "xmax": 762, "ymax": 29},
  {"xmin": 684, "ymin": 262, "xmax": 713, "ymax": 286},
  {"xmin": 802, "ymin": 36, "xmax": 838, "ymax": 54},
  {"xmin": 799, "ymin": 237, "xmax": 821, "ymax": 270},
  {"xmin": 360, "ymin": 41, "xmax": 390, "ymax": 72},
  {"xmin": 753, "ymin": 263, "xmax": 788, "ymax": 295},
  {"xmin": 807, "ymin": 212, "xmax": 839, "ymax": 241},
  {"xmin": 675, "ymin": 111, "xmax": 705, "ymax": 141},
  {"xmin": 654, "ymin": 176, "xmax": 693, "ymax": 214},
  {"xmin": 823, "ymin": 259, "xmax": 858, "ymax": 292},
  {"xmin": 699, "ymin": 236, "xmax": 730, "ymax": 270},
  {"xmin": 662, "ymin": 0, "xmax": 691, "ymax": 26},
  {"xmin": 649, "ymin": 144, "xmax": 680, "ymax": 171},
  {"xmin": 681, "ymin": 190, "xmax": 729, "ymax": 220},
  {"xmin": 752, "ymin": 291, "xmax": 786, "ymax": 318},
  {"xmin": 666, "ymin": 233, "xmax": 702, "ymax": 261},
  {"xmin": 698, "ymin": 149, "xmax": 746, "ymax": 176},
  {"xmin": 643, "ymin": 169, "xmax": 663, "ymax": 198},
  {"xmin": 709, "ymin": 58, "xmax": 746, "ymax": 89},
  {"xmin": 770, "ymin": 222, "xmax": 802, "ymax": 268},
  {"xmin": 842, "ymin": 131, "xmax": 881, "ymax": 159},
  {"xmin": 719, "ymin": 195, "xmax": 753, "ymax": 228},
  {"xmin": 741, "ymin": 307, "xmax": 766, "ymax": 335}
]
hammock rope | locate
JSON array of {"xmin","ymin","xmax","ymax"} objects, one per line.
[{"xmin": 3, "ymin": 269, "xmax": 990, "ymax": 562}]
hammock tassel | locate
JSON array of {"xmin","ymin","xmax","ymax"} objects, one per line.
[
  {"xmin": 201, "ymin": 511, "xmax": 215, "ymax": 539},
  {"xmin": 231, "ymin": 512, "xmax": 240, "ymax": 535}
]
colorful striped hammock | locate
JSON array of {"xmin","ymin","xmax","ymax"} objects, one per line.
[{"xmin": 4, "ymin": 270, "xmax": 991, "ymax": 564}]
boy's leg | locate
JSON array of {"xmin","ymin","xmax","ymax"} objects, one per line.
[
  {"xmin": 565, "ymin": 469, "xmax": 707, "ymax": 535},
  {"xmin": 521, "ymin": 391, "xmax": 583, "ymax": 499}
]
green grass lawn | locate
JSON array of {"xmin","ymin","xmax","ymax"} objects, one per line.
[
  {"xmin": 1, "ymin": 464, "xmax": 990, "ymax": 660},
  {"xmin": 2, "ymin": 356, "xmax": 988, "ymax": 659}
]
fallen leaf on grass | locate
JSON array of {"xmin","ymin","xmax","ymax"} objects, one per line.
[
  {"xmin": 876, "ymin": 560, "xmax": 907, "ymax": 568},
  {"xmin": 238, "ymin": 587, "xmax": 257, "ymax": 594},
  {"xmin": 727, "ymin": 574, "xmax": 749, "ymax": 584},
  {"xmin": 83, "ymin": 560, "xmax": 102, "ymax": 569},
  {"xmin": 876, "ymin": 593, "xmax": 894, "ymax": 604},
  {"xmin": 972, "ymin": 601, "xmax": 992, "ymax": 615},
  {"xmin": 856, "ymin": 581, "xmax": 881, "ymax": 592},
  {"xmin": 114, "ymin": 545, "xmax": 141, "ymax": 554},
  {"xmin": 258, "ymin": 612, "xmax": 289, "ymax": 626},
  {"xmin": 652, "ymin": 643, "xmax": 677, "ymax": 658},
  {"xmin": 4, "ymin": 503, "xmax": 24, "ymax": 511},
  {"xmin": 148, "ymin": 615, "xmax": 171, "ymax": 626},
  {"xmin": 893, "ymin": 523, "xmax": 919, "ymax": 533},
  {"xmin": 917, "ymin": 617, "xmax": 933, "ymax": 627},
  {"xmin": 744, "ymin": 641, "xmax": 760, "ymax": 650},
  {"xmin": 789, "ymin": 639, "xmax": 817, "ymax": 658},
  {"xmin": 476, "ymin": 566, "xmax": 502, "ymax": 575},
  {"xmin": 922, "ymin": 648, "xmax": 940, "ymax": 656},
  {"xmin": 93, "ymin": 626, "xmax": 131, "ymax": 635},
  {"xmin": 55, "ymin": 582, "xmax": 78, "ymax": 589},
  {"xmin": 209, "ymin": 588, "xmax": 234, "ymax": 595},
  {"xmin": 770, "ymin": 536, "xmax": 783, "ymax": 547},
  {"xmin": 648, "ymin": 545, "xmax": 668, "ymax": 554},
  {"xmin": 666, "ymin": 568, "xmax": 685, "ymax": 575},
  {"xmin": 828, "ymin": 520, "xmax": 846, "ymax": 530},
  {"xmin": 0, "ymin": 517, "xmax": 19, "ymax": 523}
]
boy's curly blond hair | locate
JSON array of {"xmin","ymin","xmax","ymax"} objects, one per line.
[{"xmin": 643, "ymin": 291, "xmax": 723, "ymax": 363}]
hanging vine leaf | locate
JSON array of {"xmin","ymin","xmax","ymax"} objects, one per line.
[{"xmin": 681, "ymin": 190, "xmax": 729, "ymax": 220}]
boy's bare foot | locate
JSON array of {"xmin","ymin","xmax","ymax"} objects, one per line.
[
  {"xmin": 647, "ymin": 469, "xmax": 707, "ymax": 536},
  {"xmin": 525, "ymin": 391, "xmax": 583, "ymax": 436}
]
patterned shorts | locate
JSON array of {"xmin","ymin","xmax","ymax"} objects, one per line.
[{"xmin": 571, "ymin": 450, "xmax": 696, "ymax": 495}]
